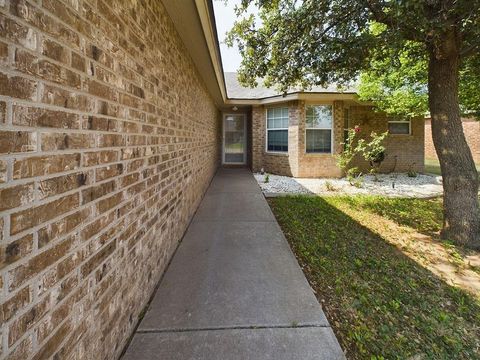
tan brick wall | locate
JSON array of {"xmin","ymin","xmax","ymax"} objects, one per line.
[
  {"xmin": 252, "ymin": 102, "xmax": 425, "ymax": 177},
  {"xmin": 349, "ymin": 106, "xmax": 425, "ymax": 173},
  {"xmin": 252, "ymin": 101, "xmax": 342, "ymax": 177},
  {"xmin": 0, "ymin": 1, "xmax": 220, "ymax": 359},
  {"xmin": 296, "ymin": 101, "xmax": 343, "ymax": 178},
  {"xmin": 425, "ymin": 118, "xmax": 480, "ymax": 164},
  {"xmin": 252, "ymin": 103, "xmax": 295, "ymax": 176}
]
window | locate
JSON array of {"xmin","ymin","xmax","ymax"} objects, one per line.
[
  {"xmin": 266, "ymin": 107, "xmax": 289, "ymax": 152},
  {"xmin": 343, "ymin": 108, "xmax": 349, "ymax": 150},
  {"xmin": 388, "ymin": 118, "xmax": 411, "ymax": 135},
  {"xmin": 306, "ymin": 105, "xmax": 333, "ymax": 153}
]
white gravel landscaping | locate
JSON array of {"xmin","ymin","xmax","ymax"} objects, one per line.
[{"xmin": 254, "ymin": 173, "xmax": 444, "ymax": 198}]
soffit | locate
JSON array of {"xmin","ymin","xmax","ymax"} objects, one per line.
[{"xmin": 161, "ymin": 0, "xmax": 226, "ymax": 106}]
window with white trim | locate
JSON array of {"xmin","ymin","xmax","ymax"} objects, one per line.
[
  {"xmin": 306, "ymin": 105, "xmax": 333, "ymax": 153},
  {"xmin": 388, "ymin": 118, "xmax": 411, "ymax": 135},
  {"xmin": 266, "ymin": 107, "xmax": 289, "ymax": 152}
]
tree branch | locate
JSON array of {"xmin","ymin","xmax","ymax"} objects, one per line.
[
  {"xmin": 460, "ymin": 41, "xmax": 480, "ymax": 58},
  {"xmin": 363, "ymin": 0, "xmax": 424, "ymax": 42}
]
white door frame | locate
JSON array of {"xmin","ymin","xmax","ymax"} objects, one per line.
[{"xmin": 222, "ymin": 113, "xmax": 247, "ymax": 165}]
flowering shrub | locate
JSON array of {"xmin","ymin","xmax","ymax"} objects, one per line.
[
  {"xmin": 356, "ymin": 131, "xmax": 389, "ymax": 180},
  {"xmin": 336, "ymin": 126, "xmax": 362, "ymax": 185},
  {"xmin": 336, "ymin": 126, "xmax": 388, "ymax": 185}
]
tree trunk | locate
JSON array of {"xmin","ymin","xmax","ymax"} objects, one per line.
[{"xmin": 427, "ymin": 33, "xmax": 480, "ymax": 249}]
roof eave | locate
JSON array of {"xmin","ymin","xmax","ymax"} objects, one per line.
[
  {"xmin": 195, "ymin": 0, "xmax": 227, "ymax": 102},
  {"xmin": 162, "ymin": 0, "xmax": 227, "ymax": 106},
  {"xmin": 225, "ymin": 92, "xmax": 367, "ymax": 105},
  {"xmin": 176, "ymin": 1, "xmax": 368, "ymax": 107}
]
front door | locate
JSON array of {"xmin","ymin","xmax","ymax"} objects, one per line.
[{"xmin": 223, "ymin": 114, "xmax": 246, "ymax": 165}]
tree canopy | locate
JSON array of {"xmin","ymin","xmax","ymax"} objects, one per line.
[
  {"xmin": 226, "ymin": 0, "xmax": 480, "ymax": 248},
  {"xmin": 357, "ymin": 33, "xmax": 480, "ymax": 118},
  {"xmin": 226, "ymin": 0, "xmax": 480, "ymax": 117}
]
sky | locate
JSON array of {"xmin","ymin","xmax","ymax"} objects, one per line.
[{"xmin": 212, "ymin": 0, "xmax": 248, "ymax": 72}]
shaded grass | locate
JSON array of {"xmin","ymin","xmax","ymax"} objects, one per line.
[
  {"xmin": 269, "ymin": 196, "xmax": 480, "ymax": 359},
  {"xmin": 425, "ymin": 158, "xmax": 480, "ymax": 176}
]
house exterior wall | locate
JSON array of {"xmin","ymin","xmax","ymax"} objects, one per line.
[
  {"xmin": 252, "ymin": 100, "xmax": 343, "ymax": 177},
  {"xmin": 296, "ymin": 101, "xmax": 344, "ymax": 177},
  {"xmin": 349, "ymin": 106, "xmax": 425, "ymax": 173},
  {"xmin": 252, "ymin": 102, "xmax": 296, "ymax": 176},
  {"xmin": 0, "ymin": 1, "xmax": 220, "ymax": 359},
  {"xmin": 252, "ymin": 102, "xmax": 425, "ymax": 177},
  {"xmin": 425, "ymin": 118, "xmax": 480, "ymax": 164}
]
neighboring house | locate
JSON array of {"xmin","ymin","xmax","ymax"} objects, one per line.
[
  {"xmin": 224, "ymin": 73, "xmax": 425, "ymax": 177},
  {"xmin": 425, "ymin": 117, "xmax": 480, "ymax": 164},
  {"xmin": 0, "ymin": 1, "xmax": 423, "ymax": 359}
]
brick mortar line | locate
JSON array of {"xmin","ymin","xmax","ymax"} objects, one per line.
[
  {"xmin": 3, "ymin": 204, "xmax": 107, "ymax": 287},
  {"xmin": 38, "ymin": 0, "xmax": 156, "ymax": 76},
  {"xmin": 1, "ymin": 169, "xmax": 165, "ymax": 242},
  {"xmin": 4, "ymin": 262, "xmax": 87, "ymax": 353},
  {"xmin": 0, "ymin": 6, "xmax": 214, "ymax": 119},
  {"xmin": 1, "ymin": 162, "xmax": 197, "ymax": 276},
  {"xmin": 0, "ymin": 157, "xmax": 164, "ymax": 210},
  {"xmin": 0, "ymin": 2, "xmax": 151, "ymax": 89},
  {"xmin": 0, "ymin": 116, "xmax": 217, "ymax": 142},
  {"xmin": 0, "ymin": 95, "xmax": 152, "ymax": 124},
  {"xmin": 2, "ymin": 173, "xmax": 179, "ymax": 334},
  {"xmin": 0, "ymin": 156, "xmax": 140, "ymax": 189},
  {"xmin": 0, "ymin": 124, "xmax": 214, "ymax": 138},
  {"xmin": 0, "ymin": 34, "xmax": 146, "ymax": 95},
  {"xmin": 2, "ymin": 170, "xmax": 166, "ymax": 247},
  {"xmin": 0, "ymin": 62, "xmax": 165, "ymax": 118},
  {"xmin": 0, "ymin": 103, "xmax": 161, "ymax": 131},
  {"xmin": 0, "ymin": 12, "xmax": 176, "ymax": 108},
  {"xmin": 0, "ymin": 143, "xmax": 217, "ymax": 170},
  {"xmin": 0, "ymin": 64, "xmax": 161, "ymax": 116},
  {"xmin": 5, "ymin": 0, "xmax": 218, "ymax": 114}
]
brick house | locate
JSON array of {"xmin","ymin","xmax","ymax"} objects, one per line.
[
  {"xmin": 0, "ymin": 1, "xmax": 424, "ymax": 359},
  {"xmin": 224, "ymin": 73, "xmax": 424, "ymax": 177},
  {"xmin": 425, "ymin": 117, "xmax": 479, "ymax": 164}
]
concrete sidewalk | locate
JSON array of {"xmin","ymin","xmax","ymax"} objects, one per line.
[{"xmin": 122, "ymin": 168, "xmax": 345, "ymax": 359}]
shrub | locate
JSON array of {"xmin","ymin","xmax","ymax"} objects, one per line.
[
  {"xmin": 407, "ymin": 163, "xmax": 418, "ymax": 177},
  {"xmin": 356, "ymin": 131, "xmax": 389, "ymax": 181},
  {"xmin": 325, "ymin": 180, "xmax": 337, "ymax": 191},
  {"xmin": 337, "ymin": 126, "xmax": 388, "ymax": 184}
]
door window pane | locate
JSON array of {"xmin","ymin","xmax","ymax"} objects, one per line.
[{"xmin": 224, "ymin": 115, "xmax": 245, "ymax": 163}]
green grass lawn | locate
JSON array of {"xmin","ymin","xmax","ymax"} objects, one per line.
[
  {"xmin": 268, "ymin": 195, "xmax": 480, "ymax": 359},
  {"xmin": 425, "ymin": 158, "xmax": 480, "ymax": 175}
]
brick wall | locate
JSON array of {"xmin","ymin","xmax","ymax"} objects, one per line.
[
  {"xmin": 252, "ymin": 104, "xmax": 295, "ymax": 176},
  {"xmin": 349, "ymin": 106, "xmax": 425, "ymax": 173},
  {"xmin": 252, "ymin": 102, "xmax": 424, "ymax": 177},
  {"xmin": 425, "ymin": 118, "xmax": 480, "ymax": 164},
  {"xmin": 296, "ymin": 101, "xmax": 343, "ymax": 178},
  {"xmin": 0, "ymin": 1, "xmax": 220, "ymax": 359},
  {"xmin": 252, "ymin": 101, "xmax": 342, "ymax": 177}
]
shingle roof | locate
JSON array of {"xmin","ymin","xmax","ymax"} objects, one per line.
[{"xmin": 224, "ymin": 72, "xmax": 357, "ymax": 99}]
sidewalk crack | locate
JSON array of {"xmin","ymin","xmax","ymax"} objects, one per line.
[{"xmin": 137, "ymin": 324, "xmax": 331, "ymax": 334}]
